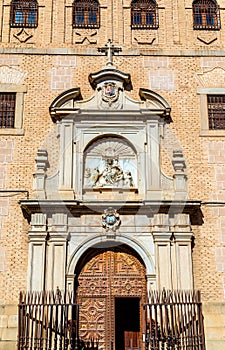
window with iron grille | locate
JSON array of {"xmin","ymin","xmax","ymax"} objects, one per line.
[
  {"xmin": 131, "ymin": 0, "xmax": 159, "ymax": 29},
  {"xmin": 207, "ymin": 95, "xmax": 225, "ymax": 129},
  {"xmin": 0, "ymin": 93, "xmax": 16, "ymax": 128},
  {"xmin": 193, "ymin": 0, "xmax": 220, "ymax": 30},
  {"xmin": 10, "ymin": 0, "xmax": 38, "ymax": 28},
  {"xmin": 72, "ymin": 0, "xmax": 100, "ymax": 28}
]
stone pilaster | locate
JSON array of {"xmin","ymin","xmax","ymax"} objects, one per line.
[
  {"xmin": 146, "ymin": 274, "xmax": 156, "ymax": 293},
  {"xmin": 58, "ymin": 119, "xmax": 74, "ymax": 199},
  {"xmin": 27, "ymin": 213, "xmax": 47, "ymax": 291},
  {"xmin": 146, "ymin": 122, "xmax": 162, "ymax": 199},
  {"xmin": 46, "ymin": 213, "xmax": 69, "ymax": 291},
  {"xmin": 152, "ymin": 214, "xmax": 172, "ymax": 290},
  {"xmin": 173, "ymin": 213, "xmax": 193, "ymax": 290}
]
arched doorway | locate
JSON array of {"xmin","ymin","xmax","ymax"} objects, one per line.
[{"xmin": 74, "ymin": 243, "xmax": 147, "ymax": 350}]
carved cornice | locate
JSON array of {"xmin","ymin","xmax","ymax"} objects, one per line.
[{"xmin": 20, "ymin": 199, "xmax": 203, "ymax": 225}]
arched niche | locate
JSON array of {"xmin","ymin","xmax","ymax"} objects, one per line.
[{"xmin": 83, "ymin": 135, "xmax": 138, "ymax": 190}]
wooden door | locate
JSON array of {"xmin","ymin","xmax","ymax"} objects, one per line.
[
  {"xmin": 76, "ymin": 245, "xmax": 146, "ymax": 350},
  {"xmin": 124, "ymin": 332, "xmax": 140, "ymax": 350}
]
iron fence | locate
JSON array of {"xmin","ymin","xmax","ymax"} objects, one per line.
[
  {"xmin": 18, "ymin": 290, "xmax": 80, "ymax": 350},
  {"xmin": 144, "ymin": 290, "xmax": 206, "ymax": 350}
]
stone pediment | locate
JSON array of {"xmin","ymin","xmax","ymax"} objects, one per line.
[{"xmin": 49, "ymin": 65, "xmax": 171, "ymax": 122}]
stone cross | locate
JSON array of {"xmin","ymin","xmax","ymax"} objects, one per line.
[{"xmin": 98, "ymin": 39, "xmax": 122, "ymax": 66}]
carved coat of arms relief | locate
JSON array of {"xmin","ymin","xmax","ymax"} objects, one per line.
[{"xmin": 98, "ymin": 81, "xmax": 122, "ymax": 109}]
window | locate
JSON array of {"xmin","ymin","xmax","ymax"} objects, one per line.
[
  {"xmin": 0, "ymin": 93, "xmax": 16, "ymax": 128},
  {"xmin": 193, "ymin": 0, "xmax": 220, "ymax": 30},
  {"xmin": 131, "ymin": 0, "xmax": 159, "ymax": 29},
  {"xmin": 0, "ymin": 85, "xmax": 27, "ymax": 135},
  {"xmin": 10, "ymin": 0, "xmax": 38, "ymax": 28},
  {"xmin": 72, "ymin": 0, "xmax": 100, "ymax": 28},
  {"xmin": 207, "ymin": 95, "xmax": 225, "ymax": 129}
]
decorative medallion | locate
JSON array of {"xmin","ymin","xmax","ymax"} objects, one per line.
[
  {"xmin": 101, "ymin": 82, "xmax": 119, "ymax": 105},
  {"xmin": 102, "ymin": 207, "xmax": 121, "ymax": 232}
]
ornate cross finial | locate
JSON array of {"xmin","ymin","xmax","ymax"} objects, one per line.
[{"xmin": 98, "ymin": 39, "xmax": 122, "ymax": 66}]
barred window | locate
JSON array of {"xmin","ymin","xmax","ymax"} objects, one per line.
[
  {"xmin": 10, "ymin": 0, "xmax": 38, "ymax": 28},
  {"xmin": 131, "ymin": 0, "xmax": 159, "ymax": 29},
  {"xmin": 207, "ymin": 95, "xmax": 225, "ymax": 129},
  {"xmin": 193, "ymin": 0, "xmax": 220, "ymax": 30},
  {"xmin": 0, "ymin": 93, "xmax": 16, "ymax": 128},
  {"xmin": 72, "ymin": 0, "xmax": 100, "ymax": 28}
]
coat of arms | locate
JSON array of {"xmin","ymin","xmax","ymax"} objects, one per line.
[
  {"xmin": 102, "ymin": 207, "xmax": 121, "ymax": 232},
  {"xmin": 102, "ymin": 82, "xmax": 119, "ymax": 104}
]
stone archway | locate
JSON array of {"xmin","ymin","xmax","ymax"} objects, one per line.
[{"xmin": 74, "ymin": 244, "xmax": 147, "ymax": 350}]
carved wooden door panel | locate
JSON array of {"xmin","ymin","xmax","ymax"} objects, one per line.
[{"xmin": 76, "ymin": 246, "xmax": 146, "ymax": 350}]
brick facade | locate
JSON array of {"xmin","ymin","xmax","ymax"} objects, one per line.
[{"xmin": 0, "ymin": 1, "xmax": 225, "ymax": 349}]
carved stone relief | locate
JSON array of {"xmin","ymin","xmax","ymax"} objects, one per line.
[
  {"xmin": 84, "ymin": 138, "xmax": 137, "ymax": 189},
  {"xmin": 97, "ymin": 81, "xmax": 123, "ymax": 109}
]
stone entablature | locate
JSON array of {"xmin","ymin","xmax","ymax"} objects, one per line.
[{"xmin": 21, "ymin": 204, "xmax": 199, "ymax": 293}]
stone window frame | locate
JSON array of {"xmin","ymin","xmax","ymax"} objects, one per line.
[
  {"xmin": 198, "ymin": 88, "xmax": 225, "ymax": 136},
  {"xmin": 0, "ymin": 84, "xmax": 27, "ymax": 136}
]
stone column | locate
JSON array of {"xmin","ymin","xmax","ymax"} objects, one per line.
[
  {"xmin": 46, "ymin": 213, "xmax": 68, "ymax": 291},
  {"xmin": 152, "ymin": 214, "xmax": 172, "ymax": 290},
  {"xmin": 58, "ymin": 119, "xmax": 74, "ymax": 199},
  {"xmin": 146, "ymin": 122, "xmax": 161, "ymax": 199},
  {"xmin": 173, "ymin": 214, "xmax": 193, "ymax": 290},
  {"xmin": 27, "ymin": 213, "xmax": 47, "ymax": 291}
]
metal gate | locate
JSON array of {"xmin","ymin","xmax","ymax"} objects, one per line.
[
  {"xmin": 144, "ymin": 290, "xmax": 206, "ymax": 350},
  {"xmin": 17, "ymin": 289, "xmax": 81, "ymax": 350},
  {"xmin": 18, "ymin": 289, "xmax": 206, "ymax": 350}
]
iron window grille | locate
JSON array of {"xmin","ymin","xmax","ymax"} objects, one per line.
[
  {"xmin": 207, "ymin": 95, "xmax": 225, "ymax": 129},
  {"xmin": 193, "ymin": 0, "xmax": 220, "ymax": 30},
  {"xmin": 10, "ymin": 0, "xmax": 38, "ymax": 28},
  {"xmin": 131, "ymin": 0, "xmax": 159, "ymax": 29},
  {"xmin": 0, "ymin": 93, "xmax": 16, "ymax": 128},
  {"xmin": 72, "ymin": 0, "xmax": 100, "ymax": 28}
]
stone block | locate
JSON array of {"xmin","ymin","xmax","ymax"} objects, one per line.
[
  {"xmin": 0, "ymin": 316, "xmax": 7, "ymax": 328},
  {"xmin": 7, "ymin": 315, "xmax": 18, "ymax": 328},
  {"xmin": 0, "ymin": 306, "xmax": 5, "ymax": 316},
  {"xmin": 4, "ymin": 306, "xmax": 17, "ymax": 316},
  {"xmin": 204, "ymin": 314, "xmax": 225, "ymax": 328},
  {"xmin": 205, "ymin": 327, "xmax": 225, "ymax": 340},
  {"xmin": 0, "ymin": 341, "xmax": 17, "ymax": 350},
  {"xmin": 206, "ymin": 340, "xmax": 225, "ymax": 350},
  {"xmin": 1, "ymin": 327, "xmax": 17, "ymax": 341}
]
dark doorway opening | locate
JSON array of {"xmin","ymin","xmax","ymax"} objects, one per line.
[{"xmin": 115, "ymin": 297, "xmax": 140, "ymax": 350}]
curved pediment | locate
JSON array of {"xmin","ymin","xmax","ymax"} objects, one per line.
[
  {"xmin": 139, "ymin": 88, "xmax": 171, "ymax": 122},
  {"xmin": 49, "ymin": 66, "xmax": 171, "ymax": 123}
]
